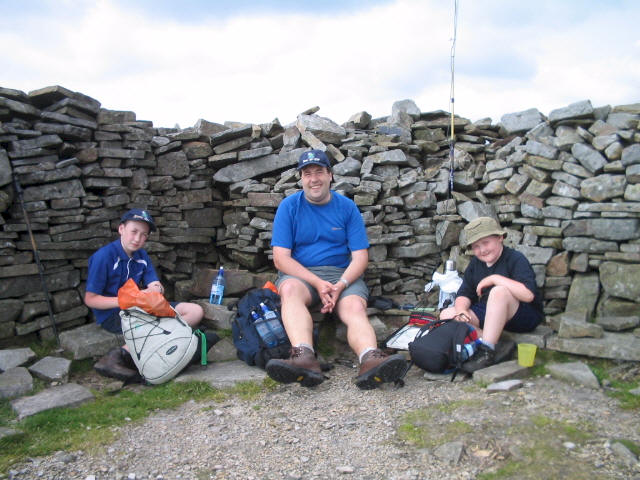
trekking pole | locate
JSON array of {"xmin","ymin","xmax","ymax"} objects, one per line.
[{"xmin": 11, "ymin": 170, "xmax": 61, "ymax": 346}]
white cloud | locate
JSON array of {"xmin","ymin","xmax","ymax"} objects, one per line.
[{"xmin": 1, "ymin": 0, "xmax": 638, "ymax": 128}]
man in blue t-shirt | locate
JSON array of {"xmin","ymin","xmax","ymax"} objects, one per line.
[
  {"xmin": 84, "ymin": 209, "xmax": 204, "ymax": 380},
  {"xmin": 439, "ymin": 217, "xmax": 543, "ymax": 372},
  {"xmin": 265, "ymin": 150, "xmax": 406, "ymax": 389}
]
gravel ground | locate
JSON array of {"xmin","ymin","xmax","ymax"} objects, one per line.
[{"xmin": 7, "ymin": 360, "xmax": 640, "ymax": 480}]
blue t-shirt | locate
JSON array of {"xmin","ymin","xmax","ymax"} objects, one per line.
[
  {"xmin": 271, "ymin": 190, "xmax": 369, "ymax": 268},
  {"xmin": 85, "ymin": 239, "xmax": 159, "ymax": 325}
]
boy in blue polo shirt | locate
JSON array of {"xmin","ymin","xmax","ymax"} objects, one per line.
[{"xmin": 85, "ymin": 209, "xmax": 204, "ymax": 380}]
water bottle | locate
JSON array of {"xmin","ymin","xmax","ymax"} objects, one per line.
[
  {"xmin": 259, "ymin": 302, "xmax": 285, "ymax": 343},
  {"xmin": 251, "ymin": 310, "xmax": 277, "ymax": 347},
  {"xmin": 209, "ymin": 266, "xmax": 225, "ymax": 304}
]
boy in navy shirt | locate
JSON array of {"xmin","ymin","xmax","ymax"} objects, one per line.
[
  {"xmin": 439, "ymin": 217, "xmax": 543, "ymax": 372},
  {"xmin": 85, "ymin": 209, "xmax": 203, "ymax": 380}
]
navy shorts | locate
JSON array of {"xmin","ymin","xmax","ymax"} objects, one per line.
[
  {"xmin": 99, "ymin": 302, "xmax": 178, "ymax": 334},
  {"xmin": 470, "ymin": 301, "xmax": 542, "ymax": 333}
]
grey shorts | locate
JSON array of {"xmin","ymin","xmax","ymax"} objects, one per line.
[{"xmin": 276, "ymin": 266, "xmax": 369, "ymax": 307}]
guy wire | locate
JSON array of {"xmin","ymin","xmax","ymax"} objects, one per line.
[{"xmin": 448, "ymin": 0, "xmax": 459, "ymax": 199}]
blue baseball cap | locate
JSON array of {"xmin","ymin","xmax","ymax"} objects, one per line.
[
  {"xmin": 297, "ymin": 149, "xmax": 331, "ymax": 170},
  {"xmin": 120, "ymin": 208, "xmax": 156, "ymax": 232}
]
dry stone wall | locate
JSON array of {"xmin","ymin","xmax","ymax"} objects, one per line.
[{"xmin": 1, "ymin": 86, "xmax": 639, "ymax": 360}]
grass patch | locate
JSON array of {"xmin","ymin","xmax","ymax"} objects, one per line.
[
  {"xmin": 28, "ymin": 338, "xmax": 60, "ymax": 359},
  {"xmin": 399, "ymin": 406, "xmax": 600, "ymax": 480},
  {"xmin": 613, "ymin": 438, "xmax": 640, "ymax": 457},
  {"xmin": 397, "ymin": 408, "xmax": 472, "ymax": 448},
  {"xmin": 0, "ymin": 379, "xmax": 271, "ymax": 474},
  {"xmin": 476, "ymin": 415, "xmax": 596, "ymax": 480},
  {"xmin": 524, "ymin": 351, "xmax": 640, "ymax": 410},
  {"xmin": 436, "ymin": 399, "xmax": 479, "ymax": 415},
  {"xmin": 216, "ymin": 328, "xmax": 233, "ymax": 339}
]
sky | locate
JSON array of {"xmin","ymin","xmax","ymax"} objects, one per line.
[{"xmin": 1, "ymin": 0, "xmax": 639, "ymax": 129}]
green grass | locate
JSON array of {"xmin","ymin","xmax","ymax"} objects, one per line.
[
  {"xmin": 528, "ymin": 350, "xmax": 640, "ymax": 410},
  {"xmin": 0, "ymin": 378, "xmax": 273, "ymax": 473},
  {"xmin": 397, "ymin": 409, "xmax": 472, "ymax": 448}
]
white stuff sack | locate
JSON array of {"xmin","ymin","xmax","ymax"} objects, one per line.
[{"xmin": 120, "ymin": 307, "xmax": 197, "ymax": 385}]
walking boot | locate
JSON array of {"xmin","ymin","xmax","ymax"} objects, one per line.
[
  {"xmin": 94, "ymin": 347, "xmax": 138, "ymax": 381},
  {"xmin": 461, "ymin": 343, "xmax": 496, "ymax": 374},
  {"xmin": 266, "ymin": 346, "xmax": 325, "ymax": 387},
  {"xmin": 355, "ymin": 349, "xmax": 408, "ymax": 390}
]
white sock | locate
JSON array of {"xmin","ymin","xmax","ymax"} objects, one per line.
[
  {"xmin": 480, "ymin": 338, "xmax": 496, "ymax": 350},
  {"xmin": 358, "ymin": 347, "xmax": 376, "ymax": 363},
  {"xmin": 295, "ymin": 342, "xmax": 314, "ymax": 353}
]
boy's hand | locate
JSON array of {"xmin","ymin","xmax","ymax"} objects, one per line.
[
  {"xmin": 145, "ymin": 281, "xmax": 164, "ymax": 294},
  {"xmin": 476, "ymin": 275, "xmax": 499, "ymax": 297}
]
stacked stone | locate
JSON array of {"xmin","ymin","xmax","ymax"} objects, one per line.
[
  {"xmin": 0, "ymin": 86, "xmax": 221, "ymax": 342},
  {"xmin": 1, "ymin": 85, "xmax": 639, "ymax": 360},
  {"xmin": 475, "ymin": 101, "xmax": 640, "ymax": 323}
]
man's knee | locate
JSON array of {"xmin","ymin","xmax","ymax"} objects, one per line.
[{"xmin": 278, "ymin": 278, "xmax": 310, "ymax": 303}]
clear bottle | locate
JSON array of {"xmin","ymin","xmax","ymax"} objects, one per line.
[
  {"xmin": 251, "ymin": 310, "xmax": 277, "ymax": 347},
  {"xmin": 259, "ymin": 302, "xmax": 285, "ymax": 342},
  {"xmin": 209, "ymin": 266, "xmax": 225, "ymax": 304}
]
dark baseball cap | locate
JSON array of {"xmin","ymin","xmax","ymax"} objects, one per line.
[
  {"xmin": 120, "ymin": 208, "xmax": 156, "ymax": 232},
  {"xmin": 297, "ymin": 149, "xmax": 331, "ymax": 170}
]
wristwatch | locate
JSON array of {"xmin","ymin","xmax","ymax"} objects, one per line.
[{"xmin": 339, "ymin": 278, "xmax": 349, "ymax": 288}]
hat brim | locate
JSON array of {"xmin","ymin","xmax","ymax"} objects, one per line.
[{"xmin": 464, "ymin": 230, "xmax": 506, "ymax": 250}]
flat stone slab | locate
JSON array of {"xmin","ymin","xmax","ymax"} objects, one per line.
[
  {"xmin": 422, "ymin": 370, "xmax": 467, "ymax": 382},
  {"xmin": 175, "ymin": 360, "xmax": 267, "ymax": 388},
  {"xmin": 487, "ymin": 379, "xmax": 523, "ymax": 392},
  {"xmin": 59, "ymin": 323, "xmax": 120, "ymax": 360},
  {"xmin": 472, "ymin": 360, "xmax": 530, "ymax": 385},
  {"xmin": 0, "ymin": 367, "xmax": 34, "ymax": 399},
  {"xmin": 10, "ymin": 383, "xmax": 94, "ymax": 420},
  {"xmin": 546, "ymin": 332, "xmax": 640, "ymax": 361},
  {"xmin": 546, "ymin": 361, "xmax": 600, "ymax": 389},
  {"xmin": 500, "ymin": 325, "xmax": 554, "ymax": 348},
  {"xmin": 28, "ymin": 356, "xmax": 72, "ymax": 383},
  {"xmin": 207, "ymin": 337, "xmax": 239, "ymax": 363},
  {"xmin": 0, "ymin": 348, "xmax": 37, "ymax": 371}
]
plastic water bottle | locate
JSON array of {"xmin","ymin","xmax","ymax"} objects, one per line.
[
  {"xmin": 259, "ymin": 302, "xmax": 285, "ymax": 342},
  {"xmin": 209, "ymin": 267, "xmax": 225, "ymax": 304},
  {"xmin": 251, "ymin": 310, "xmax": 277, "ymax": 347}
]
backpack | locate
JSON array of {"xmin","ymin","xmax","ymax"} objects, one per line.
[
  {"xmin": 120, "ymin": 307, "xmax": 209, "ymax": 385},
  {"xmin": 408, "ymin": 320, "xmax": 479, "ymax": 379},
  {"xmin": 232, "ymin": 288, "xmax": 291, "ymax": 369}
]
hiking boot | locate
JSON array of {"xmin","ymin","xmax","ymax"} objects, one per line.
[
  {"xmin": 265, "ymin": 346, "xmax": 325, "ymax": 387},
  {"xmin": 120, "ymin": 348, "xmax": 137, "ymax": 369},
  {"xmin": 461, "ymin": 343, "xmax": 496, "ymax": 374},
  {"xmin": 94, "ymin": 347, "xmax": 138, "ymax": 381},
  {"xmin": 355, "ymin": 349, "xmax": 408, "ymax": 390}
]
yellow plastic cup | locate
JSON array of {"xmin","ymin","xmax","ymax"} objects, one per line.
[{"xmin": 517, "ymin": 343, "xmax": 537, "ymax": 367}]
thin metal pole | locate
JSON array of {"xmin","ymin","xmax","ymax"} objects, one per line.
[{"xmin": 11, "ymin": 171, "xmax": 61, "ymax": 346}]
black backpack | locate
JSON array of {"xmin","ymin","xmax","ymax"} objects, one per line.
[
  {"xmin": 408, "ymin": 320, "xmax": 479, "ymax": 379},
  {"xmin": 232, "ymin": 288, "xmax": 291, "ymax": 369}
]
